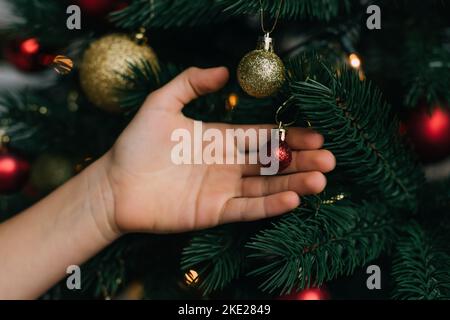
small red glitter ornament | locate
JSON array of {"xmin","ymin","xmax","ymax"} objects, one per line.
[{"xmin": 265, "ymin": 128, "xmax": 292, "ymax": 173}]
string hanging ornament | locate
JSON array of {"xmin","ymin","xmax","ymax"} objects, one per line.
[{"xmin": 237, "ymin": 0, "xmax": 286, "ymax": 98}]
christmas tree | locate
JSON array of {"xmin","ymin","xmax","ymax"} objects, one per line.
[{"xmin": 0, "ymin": 0, "xmax": 449, "ymax": 300}]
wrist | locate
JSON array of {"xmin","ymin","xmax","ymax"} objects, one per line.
[{"xmin": 83, "ymin": 152, "xmax": 121, "ymax": 242}]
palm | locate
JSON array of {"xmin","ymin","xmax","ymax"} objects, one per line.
[
  {"xmin": 110, "ymin": 107, "xmax": 244, "ymax": 233},
  {"xmin": 106, "ymin": 67, "xmax": 335, "ymax": 234}
]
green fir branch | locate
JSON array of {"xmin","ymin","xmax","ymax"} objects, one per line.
[
  {"xmin": 418, "ymin": 178, "xmax": 450, "ymax": 222},
  {"xmin": 4, "ymin": 0, "xmax": 77, "ymax": 45},
  {"xmin": 85, "ymin": 241, "xmax": 128, "ymax": 299},
  {"xmin": 117, "ymin": 60, "xmax": 180, "ymax": 111},
  {"xmin": 111, "ymin": 0, "xmax": 350, "ymax": 30},
  {"xmin": 119, "ymin": 60, "xmax": 232, "ymax": 122},
  {"xmin": 287, "ymin": 54, "xmax": 424, "ymax": 211},
  {"xmin": 392, "ymin": 223, "xmax": 450, "ymax": 300},
  {"xmin": 402, "ymin": 33, "xmax": 450, "ymax": 107},
  {"xmin": 181, "ymin": 225, "xmax": 250, "ymax": 295},
  {"xmin": 0, "ymin": 92, "xmax": 62, "ymax": 153},
  {"xmin": 246, "ymin": 201, "xmax": 394, "ymax": 294}
]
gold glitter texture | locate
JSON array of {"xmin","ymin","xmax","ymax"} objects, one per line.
[
  {"xmin": 237, "ymin": 48, "xmax": 285, "ymax": 98},
  {"xmin": 79, "ymin": 34, "xmax": 159, "ymax": 113}
]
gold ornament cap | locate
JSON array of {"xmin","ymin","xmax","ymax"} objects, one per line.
[{"xmin": 257, "ymin": 33, "xmax": 274, "ymax": 52}]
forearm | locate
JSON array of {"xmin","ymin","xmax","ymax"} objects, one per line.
[{"xmin": 0, "ymin": 153, "xmax": 119, "ymax": 299}]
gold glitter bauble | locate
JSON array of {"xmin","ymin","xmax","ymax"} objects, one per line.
[
  {"xmin": 237, "ymin": 39, "xmax": 285, "ymax": 98},
  {"xmin": 79, "ymin": 34, "xmax": 159, "ymax": 112}
]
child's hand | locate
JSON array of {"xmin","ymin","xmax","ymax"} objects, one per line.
[
  {"xmin": 93, "ymin": 67, "xmax": 336, "ymax": 237},
  {"xmin": 0, "ymin": 67, "xmax": 336, "ymax": 298}
]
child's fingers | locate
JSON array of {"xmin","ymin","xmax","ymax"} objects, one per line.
[
  {"xmin": 219, "ymin": 191, "xmax": 300, "ymax": 224},
  {"xmin": 144, "ymin": 66, "xmax": 229, "ymax": 112},
  {"xmin": 240, "ymin": 149, "xmax": 335, "ymax": 176},
  {"xmin": 282, "ymin": 149, "xmax": 336, "ymax": 174},
  {"xmin": 239, "ymin": 171, "xmax": 327, "ymax": 197},
  {"xmin": 208, "ymin": 124, "xmax": 325, "ymax": 152}
]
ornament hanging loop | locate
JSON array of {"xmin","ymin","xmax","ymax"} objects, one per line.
[
  {"xmin": 257, "ymin": 33, "xmax": 274, "ymax": 51},
  {"xmin": 259, "ymin": 0, "xmax": 284, "ymax": 35},
  {"xmin": 278, "ymin": 124, "xmax": 287, "ymax": 142},
  {"xmin": 275, "ymin": 97, "xmax": 297, "ymax": 129},
  {"xmin": 134, "ymin": 27, "xmax": 148, "ymax": 45}
]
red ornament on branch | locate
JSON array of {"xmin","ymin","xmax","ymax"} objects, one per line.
[
  {"xmin": 270, "ymin": 139, "xmax": 292, "ymax": 172},
  {"xmin": 264, "ymin": 128, "xmax": 292, "ymax": 173},
  {"xmin": 404, "ymin": 105, "xmax": 450, "ymax": 163},
  {"xmin": 0, "ymin": 150, "xmax": 31, "ymax": 194},
  {"xmin": 279, "ymin": 287, "xmax": 330, "ymax": 300},
  {"xmin": 4, "ymin": 38, "xmax": 54, "ymax": 72}
]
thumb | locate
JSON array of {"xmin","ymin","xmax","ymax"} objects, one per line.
[{"xmin": 145, "ymin": 66, "xmax": 229, "ymax": 113}]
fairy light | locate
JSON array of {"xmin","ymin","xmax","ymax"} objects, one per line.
[
  {"xmin": 349, "ymin": 53, "xmax": 361, "ymax": 69},
  {"xmin": 322, "ymin": 193, "xmax": 346, "ymax": 205},
  {"xmin": 184, "ymin": 269, "xmax": 199, "ymax": 285},
  {"xmin": 226, "ymin": 93, "xmax": 239, "ymax": 110},
  {"xmin": 38, "ymin": 106, "xmax": 48, "ymax": 115},
  {"xmin": 0, "ymin": 129, "xmax": 9, "ymax": 147},
  {"xmin": 20, "ymin": 38, "xmax": 40, "ymax": 55},
  {"xmin": 51, "ymin": 55, "xmax": 74, "ymax": 75}
]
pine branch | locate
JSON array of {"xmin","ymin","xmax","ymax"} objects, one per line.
[
  {"xmin": 181, "ymin": 225, "xmax": 249, "ymax": 295},
  {"xmin": 85, "ymin": 241, "xmax": 128, "ymax": 298},
  {"xmin": 402, "ymin": 32, "xmax": 450, "ymax": 107},
  {"xmin": 392, "ymin": 223, "xmax": 450, "ymax": 300},
  {"xmin": 221, "ymin": 0, "xmax": 350, "ymax": 21},
  {"xmin": 0, "ymin": 90, "xmax": 121, "ymax": 156},
  {"xmin": 45, "ymin": 238, "xmax": 130, "ymax": 299},
  {"xmin": 418, "ymin": 178, "xmax": 450, "ymax": 219},
  {"xmin": 0, "ymin": 92, "xmax": 62, "ymax": 153},
  {"xmin": 246, "ymin": 201, "xmax": 394, "ymax": 294},
  {"xmin": 118, "ymin": 60, "xmax": 180, "ymax": 111},
  {"xmin": 111, "ymin": 0, "xmax": 350, "ymax": 30},
  {"xmin": 4, "ymin": 0, "xmax": 76, "ymax": 45},
  {"xmin": 120, "ymin": 60, "xmax": 232, "ymax": 122},
  {"xmin": 286, "ymin": 54, "xmax": 424, "ymax": 211}
]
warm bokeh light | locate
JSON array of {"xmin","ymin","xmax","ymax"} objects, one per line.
[
  {"xmin": 297, "ymin": 288, "xmax": 324, "ymax": 300},
  {"xmin": 349, "ymin": 53, "xmax": 361, "ymax": 69},
  {"xmin": 426, "ymin": 107, "xmax": 450, "ymax": 139},
  {"xmin": 184, "ymin": 269, "xmax": 199, "ymax": 285},
  {"xmin": 20, "ymin": 38, "xmax": 40, "ymax": 55},
  {"xmin": 226, "ymin": 93, "xmax": 239, "ymax": 110},
  {"xmin": 404, "ymin": 105, "xmax": 450, "ymax": 162},
  {"xmin": 52, "ymin": 55, "xmax": 74, "ymax": 75},
  {"xmin": 278, "ymin": 287, "xmax": 330, "ymax": 300},
  {"xmin": 0, "ymin": 157, "xmax": 17, "ymax": 174}
]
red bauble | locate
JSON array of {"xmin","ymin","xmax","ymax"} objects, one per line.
[
  {"xmin": 3, "ymin": 38, "xmax": 54, "ymax": 72},
  {"xmin": 76, "ymin": 0, "xmax": 128, "ymax": 16},
  {"xmin": 0, "ymin": 150, "xmax": 31, "ymax": 194},
  {"xmin": 265, "ymin": 132, "xmax": 292, "ymax": 173},
  {"xmin": 279, "ymin": 287, "xmax": 330, "ymax": 300},
  {"xmin": 404, "ymin": 105, "xmax": 450, "ymax": 163}
]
